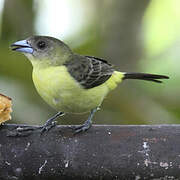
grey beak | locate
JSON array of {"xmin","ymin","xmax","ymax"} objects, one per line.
[{"xmin": 11, "ymin": 40, "xmax": 33, "ymax": 54}]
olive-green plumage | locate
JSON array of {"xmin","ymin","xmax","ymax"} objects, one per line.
[{"xmin": 11, "ymin": 36, "xmax": 169, "ymax": 133}]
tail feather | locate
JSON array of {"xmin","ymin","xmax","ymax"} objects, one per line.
[{"xmin": 123, "ymin": 73, "xmax": 169, "ymax": 83}]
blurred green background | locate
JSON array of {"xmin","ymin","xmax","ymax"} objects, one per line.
[{"xmin": 0, "ymin": 0, "xmax": 178, "ymax": 126}]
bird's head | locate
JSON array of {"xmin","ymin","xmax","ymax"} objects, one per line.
[{"xmin": 11, "ymin": 36, "xmax": 73, "ymax": 67}]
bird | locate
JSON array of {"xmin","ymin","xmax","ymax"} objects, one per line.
[{"xmin": 11, "ymin": 36, "xmax": 169, "ymax": 134}]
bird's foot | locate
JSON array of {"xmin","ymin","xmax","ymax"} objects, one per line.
[
  {"xmin": 40, "ymin": 111, "xmax": 64, "ymax": 134},
  {"xmin": 74, "ymin": 108, "xmax": 98, "ymax": 134},
  {"xmin": 74, "ymin": 122, "xmax": 92, "ymax": 134},
  {"xmin": 40, "ymin": 121, "xmax": 57, "ymax": 134},
  {"xmin": 6, "ymin": 122, "xmax": 57, "ymax": 137},
  {"xmin": 7, "ymin": 126, "xmax": 38, "ymax": 137}
]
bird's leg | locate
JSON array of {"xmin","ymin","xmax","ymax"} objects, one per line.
[
  {"xmin": 40, "ymin": 111, "xmax": 65, "ymax": 133},
  {"xmin": 74, "ymin": 108, "xmax": 98, "ymax": 134}
]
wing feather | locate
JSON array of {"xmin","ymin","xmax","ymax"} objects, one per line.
[{"xmin": 64, "ymin": 55, "xmax": 114, "ymax": 89}]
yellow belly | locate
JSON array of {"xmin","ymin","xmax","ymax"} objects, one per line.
[{"xmin": 32, "ymin": 66, "xmax": 123, "ymax": 113}]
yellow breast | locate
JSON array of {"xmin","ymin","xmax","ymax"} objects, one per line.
[{"xmin": 32, "ymin": 66, "xmax": 115, "ymax": 113}]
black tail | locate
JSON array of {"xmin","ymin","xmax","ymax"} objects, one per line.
[{"xmin": 123, "ymin": 73, "xmax": 169, "ymax": 83}]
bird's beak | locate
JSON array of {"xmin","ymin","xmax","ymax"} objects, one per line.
[{"xmin": 11, "ymin": 40, "xmax": 33, "ymax": 54}]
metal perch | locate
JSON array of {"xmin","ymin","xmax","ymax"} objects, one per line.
[{"xmin": 0, "ymin": 124, "xmax": 180, "ymax": 180}]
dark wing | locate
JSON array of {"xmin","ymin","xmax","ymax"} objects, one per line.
[{"xmin": 64, "ymin": 55, "xmax": 114, "ymax": 89}]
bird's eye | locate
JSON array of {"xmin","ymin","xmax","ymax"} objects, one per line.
[{"xmin": 37, "ymin": 41, "xmax": 46, "ymax": 49}]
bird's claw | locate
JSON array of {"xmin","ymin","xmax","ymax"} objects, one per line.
[
  {"xmin": 7, "ymin": 126, "xmax": 38, "ymax": 137},
  {"xmin": 40, "ymin": 121, "xmax": 57, "ymax": 134},
  {"xmin": 74, "ymin": 123, "xmax": 92, "ymax": 134},
  {"xmin": 7, "ymin": 122, "xmax": 57, "ymax": 137}
]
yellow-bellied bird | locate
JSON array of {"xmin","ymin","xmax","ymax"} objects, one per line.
[{"xmin": 11, "ymin": 36, "xmax": 169, "ymax": 133}]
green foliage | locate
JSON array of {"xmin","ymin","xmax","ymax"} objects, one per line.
[{"xmin": 144, "ymin": 0, "xmax": 180, "ymax": 57}]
